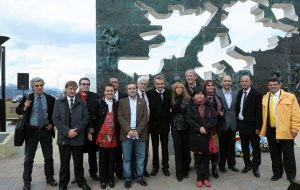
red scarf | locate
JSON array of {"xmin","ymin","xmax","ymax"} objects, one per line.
[{"xmin": 79, "ymin": 92, "xmax": 87, "ymax": 101}]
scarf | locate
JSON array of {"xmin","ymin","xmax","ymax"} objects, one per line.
[{"xmin": 208, "ymin": 92, "xmax": 222, "ymax": 114}]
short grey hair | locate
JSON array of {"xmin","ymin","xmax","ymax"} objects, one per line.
[
  {"xmin": 153, "ymin": 74, "xmax": 165, "ymax": 83},
  {"xmin": 30, "ymin": 77, "xmax": 45, "ymax": 88},
  {"xmin": 185, "ymin": 69, "xmax": 197, "ymax": 76},
  {"xmin": 137, "ymin": 75, "xmax": 149, "ymax": 84}
]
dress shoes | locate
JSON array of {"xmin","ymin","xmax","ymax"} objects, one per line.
[
  {"xmin": 23, "ymin": 183, "xmax": 31, "ymax": 190},
  {"xmin": 288, "ymin": 178, "xmax": 296, "ymax": 183},
  {"xmin": 162, "ymin": 168, "xmax": 170, "ymax": 176},
  {"xmin": 78, "ymin": 183, "xmax": 92, "ymax": 190},
  {"xmin": 241, "ymin": 166, "xmax": 252, "ymax": 173},
  {"xmin": 100, "ymin": 182, "xmax": 107, "ymax": 189},
  {"xmin": 177, "ymin": 177, "xmax": 183, "ymax": 182},
  {"xmin": 228, "ymin": 166, "xmax": 239, "ymax": 172},
  {"xmin": 124, "ymin": 181, "xmax": 131, "ymax": 189},
  {"xmin": 108, "ymin": 181, "xmax": 115, "ymax": 188},
  {"xmin": 71, "ymin": 178, "xmax": 77, "ymax": 184},
  {"xmin": 136, "ymin": 178, "xmax": 148, "ymax": 186},
  {"xmin": 253, "ymin": 168, "xmax": 260, "ymax": 178},
  {"xmin": 212, "ymin": 166, "xmax": 219, "ymax": 178},
  {"xmin": 219, "ymin": 167, "xmax": 227, "ymax": 173},
  {"xmin": 151, "ymin": 168, "xmax": 158, "ymax": 176},
  {"xmin": 90, "ymin": 174, "xmax": 100, "ymax": 181},
  {"xmin": 46, "ymin": 178, "xmax": 58, "ymax": 186},
  {"xmin": 143, "ymin": 170, "xmax": 150, "ymax": 177},
  {"xmin": 270, "ymin": 176, "xmax": 281, "ymax": 181}
]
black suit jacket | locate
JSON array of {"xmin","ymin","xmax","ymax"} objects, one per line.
[
  {"xmin": 235, "ymin": 87, "xmax": 262, "ymax": 135},
  {"xmin": 146, "ymin": 88, "xmax": 171, "ymax": 134},
  {"xmin": 16, "ymin": 92, "xmax": 56, "ymax": 137}
]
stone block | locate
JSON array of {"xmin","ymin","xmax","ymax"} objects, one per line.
[{"xmin": 0, "ymin": 132, "xmax": 17, "ymax": 159}]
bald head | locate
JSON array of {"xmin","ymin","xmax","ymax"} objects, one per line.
[
  {"xmin": 222, "ymin": 75, "xmax": 232, "ymax": 90},
  {"xmin": 240, "ymin": 75, "xmax": 251, "ymax": 90}
]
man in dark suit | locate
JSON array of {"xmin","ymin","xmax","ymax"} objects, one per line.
[
  {"xmin": 16, "ymin": 77, "xmax": 57, "ymax": 190},
  {"xmin": 217, "ymin": 75, "xmax": 239, "ymax": 173},
  {"xmin": 118, "ymin": 82, "xmax": 149, "ymax": 188},
  {"xmin": 77, "ymin": 77, "xmax": 100, "ymax": 181},
  {"xmin": 147, "ymin": 75, "xmax": 172, "ymax": 176},
  {"xmin": 53, "ymin": 81, "xmax": 91, "ymax": 190},
  {"xmin": 236, "ymin": 75, "xmax": 262, "ymax": 178}
]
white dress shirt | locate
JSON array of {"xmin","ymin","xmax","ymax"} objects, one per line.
[{"xmin": 270, "ymin": 90, "xmax": 280, "ymax": 127}]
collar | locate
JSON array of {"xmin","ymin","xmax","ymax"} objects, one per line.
[
  {"xmin": 243, "ymin": 87, "xmax": 251, "ymax": 94},
  {"xmin": 129, "ymin": 95, "xmax": 137, "ymax": 101},
  {"xmin": 222, "ymin": 88, "xmax": 231, "ymax": 94},
  {"xmin": 138, "ymin": 89, "xmax": 145, "ymax": 95},
  {"xmin": 67, "ymin": 96, "xmax": 75, "ymax": 101},
  {"xmin": 156, "ymin": 89, "xmax": 165, "ymax": 94},
  {"xmin": 271, "ymin": 89, "xmax": 281, "ymax": 97}
]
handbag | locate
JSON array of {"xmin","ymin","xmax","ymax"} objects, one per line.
[
  {"xmin": 96, "ymin": 123, "xmax": 117, "ymax": 148},
  {"xmin": 209, "ymin": 134, "xmax": 219, "ymax": 154},
  {"xmin": 14, "ymin": 113, "xmax": 27, "ymax": 146}
]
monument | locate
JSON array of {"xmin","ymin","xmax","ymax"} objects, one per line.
[{"xmin": 96, "ymin": 0, "xmax": 300, "ymax": 95}]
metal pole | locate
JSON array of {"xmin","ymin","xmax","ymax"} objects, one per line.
[{"xmin": 0, "ymin": 46, "xmax": 5, "ymax": 131}]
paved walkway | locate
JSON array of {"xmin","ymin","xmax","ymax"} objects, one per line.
[{"xmin": 0, "ymin": 124, "xmax": 299, "ymax": 190}]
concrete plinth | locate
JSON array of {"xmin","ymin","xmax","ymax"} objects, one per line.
[{"xmin": 0, "ymin": 132, "xmax": 17, "ymax": 159}]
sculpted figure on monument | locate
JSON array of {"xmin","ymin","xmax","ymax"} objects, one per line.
[{"xmin": 101, "ymin": 28, "xmax": 120, "ymax": 72}]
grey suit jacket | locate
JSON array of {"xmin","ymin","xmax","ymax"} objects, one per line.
[
  {"xmin": 118, "ymin": 96, "xmax": 148, "ymax": 142},
  {"xmin": 217, "ymin": 89, "xmax": 237, "ymax": 131},
  {"xmin": 53, "ymin": 96, "xmax": 89, "ymax": 146}
]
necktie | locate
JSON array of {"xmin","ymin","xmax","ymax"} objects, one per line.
[
  {"xmin": 269, "ymin": 93, "xmax": 275, "ymax": 127},
  {"xmin": 37, "ymin": 96, "xmax": 44, "ymax": 127},
  {"xmin": 70, "ymin": 98, "xmax": 74, "ymax": 110},
  {"xmin": 160, "ymin": 92, "xmax": 163, "ymax": 101},
  {"xmin": 141, "ymin": 92, "xmax": 145, "ymax": 99},
  {"xmin": 242, "ymin": 91, "xmax": 247, "ymax": 116}
]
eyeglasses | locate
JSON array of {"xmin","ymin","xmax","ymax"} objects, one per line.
[
  {"xmin": 81, "ymin": 83, "xmax": 90, "ymax": 86},
  {"xmin": 34, "ymin": 84, "xmax": 44, "ymax": 87}
]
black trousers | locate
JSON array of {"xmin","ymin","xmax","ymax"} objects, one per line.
[
  {"xmin": 23, "ymin": 128, "xmax": 54, "ymax": 183},
  {"xmin": 194, "ymin": 152, "xmax": 209, "ymax": 181},
  {"xmin": 267, "ymin": 127, "xmax": 296, "ymax": 179},
  {"xmin": 114, "ymin": 142, "xmax": 123, "ymax": 176},
  {"xmin": 240, "ymin": 133, "xmax": 261, "ymax": 169},
  {"xmin": 171, "ymin": 130, "xmax": 190, "ymax": 178},
  {"xmin": 99, "ymin": 147, "xmax": 115, "ymax": 183},
  {"xmin": 218, "ymin": 128, "xmax": 236, "ymax": 168},
  {"xmin": 151, "ymin": 132, "xmax": 169, "ymax": 169},
  {"xmin": 58, "ymin": 145, "xmax": 86, "ymax": 188},
  {"xmin": 86, "ymin": 141, "xmax": 98, "ymax": 176}
]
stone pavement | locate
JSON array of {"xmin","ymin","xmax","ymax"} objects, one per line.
[{"xmin": 0, "ymin": 125, "xmax": 299, "ymax": 190}]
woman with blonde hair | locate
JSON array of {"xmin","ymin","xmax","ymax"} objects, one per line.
[{"xmin": 170, "ymin": 81, "xmax": 190, "ymax": 182}]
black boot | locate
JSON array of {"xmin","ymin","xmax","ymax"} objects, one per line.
[{"xmin": 212, "ymin": 165, "xmax": 219, "ymax": 178}]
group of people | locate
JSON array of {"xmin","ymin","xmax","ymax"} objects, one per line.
[{"xmin": 16, "ymin": 69, "xmax": 300, "ymax": 190}]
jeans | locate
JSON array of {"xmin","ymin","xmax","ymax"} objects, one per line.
[{"xmin": 122, "ymin": 139, "xmax": 145, "ymax": 181}]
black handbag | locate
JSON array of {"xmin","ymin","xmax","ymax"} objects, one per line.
[{"xmin": 14, "ymin": 112, "xmax": 27, "ymax": 147}]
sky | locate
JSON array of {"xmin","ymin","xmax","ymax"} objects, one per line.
[{"xmin": 0, "ymin": 0, "xmax": 291, "ymax": 92}]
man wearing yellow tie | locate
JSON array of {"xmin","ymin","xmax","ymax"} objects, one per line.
[{"xmin": 260, "ymin": 77, "xmax": 300, "ymax": 183}]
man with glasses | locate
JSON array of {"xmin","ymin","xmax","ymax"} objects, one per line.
[
  {"xmin": 16, "ymin": 77, "xmax": 57, "ymax": 190},
  {"xmin": 70, "ymin": 78, "xmax": 99, "ymax": 183}
]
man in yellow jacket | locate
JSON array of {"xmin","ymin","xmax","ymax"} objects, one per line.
[{"xmin": 260, "ymin": 77, "xmax": 300, "ymax": 183}]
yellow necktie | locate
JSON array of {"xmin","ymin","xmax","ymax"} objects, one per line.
[{"xmin": 269, "ymin": 93, "xmax": 275, "ymax": 127}]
